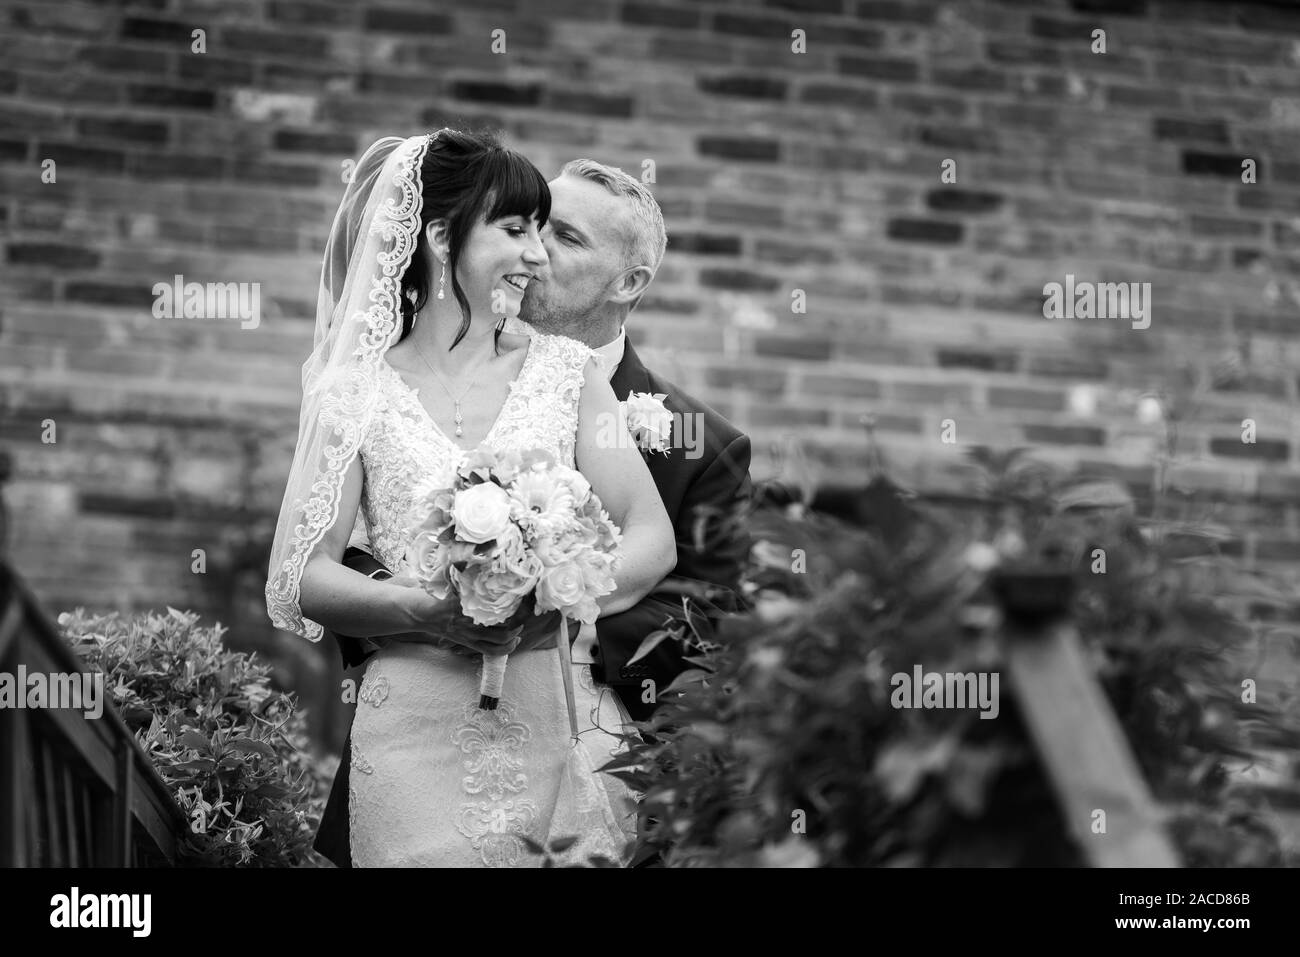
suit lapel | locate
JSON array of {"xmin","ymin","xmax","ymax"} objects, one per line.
[
  {"xmin": 609, "ymin": 339, "xmax": 653, "ymax": 402},
  {"xmin": 608, "ymin": 340, "xmax": 691, "ymax": 510}
]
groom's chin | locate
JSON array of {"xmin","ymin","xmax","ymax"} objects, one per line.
[{"xmin": 516, "ymin": 307, "xmax": 547, "ymax": 329}]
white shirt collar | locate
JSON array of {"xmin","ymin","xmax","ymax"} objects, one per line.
[{"xmin": 592, "ymin": 327, "xmax": 626, "ymax": 382}]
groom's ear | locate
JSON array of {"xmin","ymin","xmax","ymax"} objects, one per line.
[
  {"xmin": 425, "ymin": 219, "xmax": 451, "ymax": 261},
  {"xmin": 608, "ymin": 264, "xmax": 655, "ymax": 306}
]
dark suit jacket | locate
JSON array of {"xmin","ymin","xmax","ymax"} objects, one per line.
[{"xmin": 312, "ymin": 338, "xmax": 752, "ymax": 867}]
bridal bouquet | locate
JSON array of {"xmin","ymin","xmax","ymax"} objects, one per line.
[{"xmin": 405, "ymin": 447, "xmax": 623, "ymax": 709}]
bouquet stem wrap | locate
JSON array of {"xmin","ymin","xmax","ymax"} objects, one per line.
[{"xmin": 479, "ymin": 653, "xmax": 508, "ymax": 710}]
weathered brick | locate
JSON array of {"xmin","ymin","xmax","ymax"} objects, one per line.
[
  {"xmin": 886, "ymin": 218, "xmax": 964, "ymax": 244},
  {"xmin": 84, "ymin": 45, "xmax": 171, "ymax": 74},
  {"xmin": 936, "ymin": 349, "xmax": 1018, "ymax": 373},
  {"xmin": 1153, "ymin": 116, "xmax": 1229, "ymax": 144},
  {"xmin": 1022, "ymin": 424, "xmax": 1106, "ymax": 446},
  {"xmin": 705, "ymin": 367, "xmax": 788, "ymax": 395},
  {"xmin": 926, "ymin": 188, "xmax": 1004, "ymax": 214},
  {"xmin": 754, "ymin": 335, "xmax": 834, "ymax": 361},
  {"xmin": 621, "ymin": 3, "xmax": 702, "ymax": 29},
  {"xmin": 699, "ymin": 268, "xmax": 783, "ymax": 292},
  {"xmin": 712, "ymin": 12, "xmax": 793, "ymax": 38},
  {"xmin": 749, "ymin": 404, "xmax": 832, "ymax": 427},
  {"xmin": 451, "ymin": 80, "xmax": 542, "ymax": 106},
  {"xmin": 890, "ymin": 381, "xmax": 974, "ymax": 405},
  {"xmin": 1069, "ymin": 0, "xmax": 1148, "ymax": 17},
  {"xmin": 121, "ymin": 17, "xmax": 195, "ymax": 42},
  {"xmin": 1107, "ymin": 84, "xmax": 1185, "ymax": 110},
  {"xmin": 1208, "ymin": 437, "xmax": 1289, "ymax": 462},
  {"xmin": 127, "ymin": 84, "xmax": 217, "ymax": 110},
  {"xmin": 225, "ymin": 28, "xmax": 331, "ymax": 59},
  {"xmin": 697, "ymin": 136, "xmax": 781, "ymax": 162},
  {"xmin": 268, "ymin": 1, "xmax": 358, "ymax": 27},
  {"xmin": 803, "ymin": 374, "xmax": 883, "ymax": 399},
  {"xmin": 272, "ymin": 129, "xmax": 356, "ymax": 153},
  {"xmin": 36, "ymin": 142, "xmax": 127, "ymax": 172},
  {"xmin": 799, "ymin": 83, "xmax": 876, "ymax": 107},
  {"xmin": 839, "ymin": 56, "xmax": 919, "ymax": 82},
  {"xmin": 889, "ymin": 91, "xmax": 968, "ymax": 119},
  {"xmin": 698, "ymin": 75, "xmax": 789, "ymax": 100},
  {"xmin": 178, "ymin": 56, "xmax": 257, "ymax": 85},
  {"xmin": 987, "ymin": 386, "xmax": 1066, "ymax": 412},
  {"xmin": 918, "ymin": 125, "xmax": 999, "ymax": 152},
  {"xmin": 232, "ymin": 159, "xmax": 323, "ymax": 186},
  {"xmin": 76, "ymin": 117, "xmax": 169, "ymax": 144},
  {"xmin": 853, "ymin": 1, "xmax": 937, "ymax": 23},
  {"xmin": 128, "ymin": 152, "xmax": 225, "ymax": 180},
  {"xmin": 65, "ymin": 281, "xmax": 149, "ymax": 307},
  {"xmin": 7, "ymin": 243, "xmax": 102, "ymax": 270},
  {"xmin": 1183, "ymin": 150, "xmax": 1251, "ymax": 177},
  {"xmin": 932, "ymin": 65, "xmax": 1007, "ymax": 92},
  {"xmin": 547, "ymin": 91, "xmax": 634, "ymax": 118},
  {"xmin": 765, "ymin": 0, "xmax": 844, "ymax": 13},
  {"xmin": 363, "ymin": 7, "xmax": 453, "ymax": 34},
  {"xmin": 1188, "ymin": 213, "xmax": 1264, "ymax": 240},
  {"xmin": 753, "ymin": 239, "xmax": 835, "ymax": 265},
  {"xmin": 671, "ymin": 233, "xmax": 743, "ymax": 256}
]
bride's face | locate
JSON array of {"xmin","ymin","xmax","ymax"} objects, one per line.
[{"xmin": 451, "ymin": 212, "xmax": 548, "ymax": 321}]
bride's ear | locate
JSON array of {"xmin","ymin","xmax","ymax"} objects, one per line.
[{"xmin": 424, "ymin": 219, "xmax": 451, "ymax": 262}]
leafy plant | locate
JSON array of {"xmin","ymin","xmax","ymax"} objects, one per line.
[
  {"xmin": 615, "ymin": 454, "xmax": 1300, "ymax": 867},
  {"xmin": 58, "ymin": 607, "xmax": 327, "ymax": 867}
]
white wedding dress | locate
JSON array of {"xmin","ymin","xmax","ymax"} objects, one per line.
[{"xmin": 348, "ymin": 332, "xmax": 639, "ymax": 867}]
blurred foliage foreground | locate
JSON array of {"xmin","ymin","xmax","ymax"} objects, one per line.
[{"xmin": 613, "ymin": 447, "xmax": 1300, "ymax": 867}]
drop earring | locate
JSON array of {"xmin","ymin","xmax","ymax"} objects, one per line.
[{"xmin": 437, "ymin": 259, "xmax": 447, "ymax": 300}]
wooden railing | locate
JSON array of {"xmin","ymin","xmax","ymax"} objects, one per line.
[{"xmin": 0, "ymin": 560, "xmax": 188, "ymax": 867}]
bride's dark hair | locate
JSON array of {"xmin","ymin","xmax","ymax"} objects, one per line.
[{"xmin": 399, "ymin": 129, "xmax": 551, "ymax": 350}]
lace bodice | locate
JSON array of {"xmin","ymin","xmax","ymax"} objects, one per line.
[{"xmin": 358, "ymin": 333, "xmax": 594, "ymax": 573}]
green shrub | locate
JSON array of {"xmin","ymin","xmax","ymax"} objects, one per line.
[
  {"xmin": 618, "ymin": 452, "xmax": 1300, "ymax": 867},
  {"xmin": 58, "ymin": 607, "xmax": 327, "ymax": 867}
]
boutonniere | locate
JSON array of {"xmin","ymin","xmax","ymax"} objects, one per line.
[{"xmin": 621, "ymin": 391, "xmax": 673, "ymax": 455}]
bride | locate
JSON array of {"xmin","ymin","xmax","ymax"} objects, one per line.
[{"xmin": 265, "ymin": 130, "xmax": 675, "ymax": 867}]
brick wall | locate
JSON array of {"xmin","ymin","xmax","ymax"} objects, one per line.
[{"xmin": 2, "ymin": 0, "xmax": 1299, "ymax": 746}]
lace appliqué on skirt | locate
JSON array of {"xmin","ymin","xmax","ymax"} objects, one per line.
[{"xmin": 451, "ymin": 701, "xmax": 540, "ymax": 867}]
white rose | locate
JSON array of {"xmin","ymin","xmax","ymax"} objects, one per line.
[
  {"xmin": 623, "ymin": 392, "xmax": 673, "ymax": 452},
  {"xmin": 535, "ymin": 561, "xmax": 586, "ymax": 612},
  {"xmin": 451, "ymin": 482, "xmax": 513, "ymax": 544}
]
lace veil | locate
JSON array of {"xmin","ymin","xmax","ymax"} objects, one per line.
[{"xmin": 265, "ymin": 133, "xmax": 434, "ymax": 640}]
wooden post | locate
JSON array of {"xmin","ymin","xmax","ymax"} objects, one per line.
[
  {"xmin": 1004, "ymin": 618, "xmax": 1179, "ymax": 867},
  {"xmin": 111, "ymin": 738, "xmax": 134, "ymax": 867}
]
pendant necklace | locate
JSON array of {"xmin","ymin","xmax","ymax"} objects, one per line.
[{"xmin": 411, "ymin": 323, "xmax": 476, "ymax": 437}]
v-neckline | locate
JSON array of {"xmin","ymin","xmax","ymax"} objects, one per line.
[{"xmin": 382, "ymin": 337, "xmax": 536, "ymax": 455}]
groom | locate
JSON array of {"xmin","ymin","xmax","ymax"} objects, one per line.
[{"xmin": 313, "ymin": 158, "xmax": 753, "ymax": 868}]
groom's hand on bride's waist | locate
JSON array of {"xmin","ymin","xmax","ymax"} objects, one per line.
[{"xmin": 509, "ymin": 609, "xmax": 579, "ymax": 653}]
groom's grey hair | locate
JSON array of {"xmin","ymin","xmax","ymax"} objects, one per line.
[{"xmin": 560, "ymin": 159, "xmax": 667, "ymax": 304}]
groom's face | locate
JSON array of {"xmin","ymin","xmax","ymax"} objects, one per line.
[{"xmin": 519, "ymin": 175, "xmax": 627, "ymax": 330}]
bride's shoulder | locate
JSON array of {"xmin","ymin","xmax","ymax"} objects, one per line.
[{"xmin": 527, "ymin": 332, "xmax": 594, "ymax": 364}]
